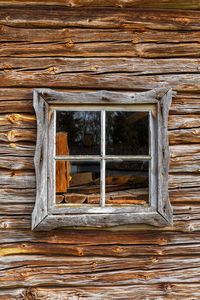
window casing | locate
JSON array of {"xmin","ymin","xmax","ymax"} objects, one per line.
[{"xmin": 32, "ymin": 88, "xmax": 173, "ymax": 230}]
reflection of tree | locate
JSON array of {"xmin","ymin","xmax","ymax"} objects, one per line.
[
  {"xmin": 56, "ymin": 111, "xmax": 101, "ymax": 147},
  {"xmin": 107, "ymin": 112, "xmax": 148, "ymax": 154},
  {"xmin": 57, "ymin": 111, "xmax": 148, "ymax": 155}
]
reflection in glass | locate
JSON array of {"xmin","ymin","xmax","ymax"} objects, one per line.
[
  {"xmin": 56, "ymin": 111, "xmax": 101, "ymax": 155},
  {"xmin": 105, "ymin": 161, "xmax": 149, "ymax": 205},
  {"xmin": 55, "ymin": 160, "xmax": 100, "ymax": 205},
  {"xmin": 106, "ymin": 111, "xmax": 149, "ymax": 155}
]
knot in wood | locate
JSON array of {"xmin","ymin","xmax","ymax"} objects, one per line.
[
  {"xmin": 7, "ymin": 130, "xmax": 16, "ymax": 141},
  {"xmin": 8, "ymin": 114, "xmax": 20, "ymax": 124}
]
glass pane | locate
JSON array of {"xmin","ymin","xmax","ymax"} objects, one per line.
[
  {"xmin": 106, "ymin": 111, "xmax": 149, "ymax": 155},
  {"xmin": 105, "ymin": 160, "xmax": 149, "ymax": 205},
  {"xmin": 56, "ymin": 111, "xmax": 101, "ymax": 155},
  {"xmin": 55, "ymin": 160, "xmax": 100, "ymax": 205}
]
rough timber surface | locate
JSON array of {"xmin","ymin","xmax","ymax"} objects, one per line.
[{"xmin": 1, "ymin": 4, "xmax": 200, "ymax": 299}]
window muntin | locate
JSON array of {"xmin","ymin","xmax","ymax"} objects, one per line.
[{"xmin": 54, "ymin": 107, "xmax": 152, "ymax": 209}]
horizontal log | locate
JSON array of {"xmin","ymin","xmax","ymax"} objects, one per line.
[
  {"xmin": 168, "ymin": 115, "xmax": 200, "ymax": 130},
  {"xmin": 0, "ymin": 88, "xmax": 32, "ymax": 101},
  {"xmin": 1, "ymin": 255, "xmax": 200, "ymax": 289},
  {"xmin": 0, "ymin": 156, "xmax": 34, "ymax": 170},
  {"xmin": 0, "ymin": 289, "xmax": 26, "ymax": 300},
  {"xmin": 0, "ymin": 129, "xmax": 36, "ymax": 142},
  {"xmin": 1, "ymin": 70, "xmax": 200, "ymax": 91},
  {"xmin": 8, "ymin": 285, "xmax": 200, "ymax": 300},
  {"xmin": 169, "ymin": 174, "xmax": 200, "ymax": 189},
  {"xmin": 1, "ymin": 57, "xmax": 200, "ymax": 75},
  {"xmin": 2, "ymin": 26, "xmax": 200, "ymax": 44},
  {"xmin": 0, "ymin": 223, "xmax": 200, "ymax": 244},
  {"xmin": 1, "ymin": 41, "xmax": 200, "ymax": 59},
  {"xmin": 170, "ymin": 93, "xmax": 200, "ymax": 114},
  {"xmin": 0, "ymin": 142, "xmax": 35, "ymax": 156},
  {"xmin": 0, "ymin": 204, "xmax": 33, "ymax": 215},
  {"xmin": 1, "ymin": 255, "xmax": 200, "ymax": 274},
  {"xmin": 0, "ymin": 100, "xmax": 34, "ymax": 114},
  {"xmin": 0, "ymin": 113, "xmax": 36, "ymax": 129},
  {"xmin": 0, "ymin": 216, "xmax": 30, "ymax": 229},
  {"xmin": 169, "ymin": 128, "xmax": 200, "ymax": 144},
  {"xmin": 0, "ymin": 1, "xmax": 200, "ymax": 9},
  {"xmin": 1, "ymin": 254, "xmax": 200, "ymax": 288},
  {"xmin": 0, "ymin": 170, "xmax": 35, "ymax": 188},
  {"xmin": 0, "ymin": 188, "xmax": 35, "ymax": 203},
  {"xmin": 1, "ymin": 7, "xmax": 200, "ymax": 29},
  {"xmin": 169, "ymin": 145, "xmax": 200, "ymax": 172},
  {"xmin": 170, "ymin": 187, "xmax": 200, "ymax": 203},
  {"xmin": 1, "ymin": 234, "xmax": 200, "ymax": 258}
]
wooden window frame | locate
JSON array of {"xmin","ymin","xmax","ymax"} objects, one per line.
[{"xmin": 32, "ymin": 88, "xmax": 173, "ymax": 231}]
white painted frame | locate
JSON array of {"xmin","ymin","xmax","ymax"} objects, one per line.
[{"xmin": 32, "ymin": 88, "xmax": 173, "ymax": 230}]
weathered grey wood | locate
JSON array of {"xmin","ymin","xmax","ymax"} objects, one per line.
[
  {"xmin": 49, "ymin": 205, "xmax": 155, "ymax": 215},
  {"xmin": 170, "ymin": 145, "xmax": 200, "ymax": 173},
  {"xmin": 170, "ymin": 187, "xmax": 200, "ymax": 203},
  {"xmin": 169, "ymin": 115, "xmax": 200, "ymax": 130},
  {"xmin": 34, "ymin": 212, "xmax": 169, "ymax": 231},
  {"xmin": 0, "ymin": 170, "xmax": 35, "ymax": 188},
  {"xmin": 4, "ymin": 285, "xmax": 199, "ymax": 300},
  {"xmin": 0, "ymin": 142, "xmax": 35, "ymax": 156},
  {"xmin": 31, "ymin": 91, "xmax": 48, "ymax": 229},
  {"xmin": 0, "ymin": 204, "xmax": 33, "ymax": 215},
  {"xmin": 169, "ymin": 174, "xmax": 200, "ymax": 189},
  {"xmin": 2, "ymin": 257, "xmax": 200, "ymax": 288},
  {"xmin": 1, "ymin": 57, "xmax": 200, "ymax": 75},
  {"xmin": 169, "ymin": 128, "xmax": 200, "ymax": 144},
  {"xmin": 0, "ymin": 188, "xmax": 35, "ymax": 203},
  {"xmin": 0, "ymin": 156, "xmax": 34, "ymax": 170},
  {"xmin": 1, "ymin": 70, "xmax": 200, "ymax": 91},
  {"xmin": 170, "ymin": 93, "xmax": 200, "ymax": 115},
  {"xmin": 39, "ymin": 88, "xmax": 169, "ymax": 104},
  {"xmin": 33, "ymin": 88, "xmax": 172, "ymax": 230},
  {"xmin": 157, "ymin": 89, "xmax": 173, "ymax": 224}
]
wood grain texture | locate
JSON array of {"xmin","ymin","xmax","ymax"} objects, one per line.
[
  {"xmin": 1, "ymin": 1, "xmax": 200, "ymax": 9},
  {"xmin": 1, "ymin": 7, "xmax": 200, "ymax": 30},
  {"xmin": 0, "ymin": 3, "xmax": 200, "ymax": 297}
]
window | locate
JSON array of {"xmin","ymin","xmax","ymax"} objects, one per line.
[{"xmin": 32, "ymin": 88, "xmax": 173, "ymax": 230}]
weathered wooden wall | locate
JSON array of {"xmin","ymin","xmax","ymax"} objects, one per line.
[{"xmin": 0, "ymin": 3, "xmax": 200, "ymax": 299}]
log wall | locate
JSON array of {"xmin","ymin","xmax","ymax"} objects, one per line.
[{"xmin": 1, "ymin": 3, "xmax": 200, "ymax": 299}]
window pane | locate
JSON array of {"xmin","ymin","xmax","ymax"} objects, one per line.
[
  {"xmin": 105, "ymin": 160, "xmax": 149, "ymax": 205},
  {"xmin": 56, "ymin": 111, "xmax": 101, "ymax": 155},
  {"xmin": 55, "ymin": 160, "xmax": 100, "ymax": 205},
  {"xmin": 106, "ymin": 111, "xmax": 149, "ymax": 155}
]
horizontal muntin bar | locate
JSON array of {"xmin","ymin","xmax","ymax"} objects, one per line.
[{"xmin": 54, "ymin": 155, "xmax": 151, "ymax": 161}]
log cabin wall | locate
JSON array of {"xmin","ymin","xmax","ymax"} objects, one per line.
[{"xmin": 0, "ymin": 1, "xmax": 200, "ymax": 298}]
